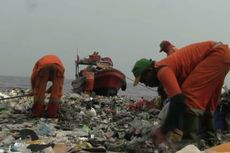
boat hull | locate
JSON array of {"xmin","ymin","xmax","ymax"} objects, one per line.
[
  {"xmin": 93, "ymin": 69, "xmax": 126, "ymax": 96},
  {"xmin": 72, "ymin": 68, "xmax": 126, "ymax": 96}
]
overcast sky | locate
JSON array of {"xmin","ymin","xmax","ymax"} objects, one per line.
[{"xmin": 1, "ymin": 0, "xmax": 230, "ymax": 85}]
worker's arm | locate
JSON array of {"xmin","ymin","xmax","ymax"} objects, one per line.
[
  {"xmin": 157, "ymin": 66, "xmax": 185, "ymax": 133},
  {"xmin": 157, "ymin": 66, "xmax": 181, "ymax": 97}
]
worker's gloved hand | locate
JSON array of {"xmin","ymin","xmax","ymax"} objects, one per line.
[{"xmin": 161, "ymin": 93, "xmax": 185, "ymax": 134}]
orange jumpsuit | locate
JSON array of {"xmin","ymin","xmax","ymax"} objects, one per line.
[
  {"xmin": 31, "ymin": 55, "xmax": 64, "ymax": 117},
  {"xmin": 156, "ymin": 41, "xmax": 230, "ymax": 115}
]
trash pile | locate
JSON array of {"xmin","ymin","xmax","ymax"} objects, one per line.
[{"xmin": 0, "ymin": 88, "xmax": 230, "ymax": 153}]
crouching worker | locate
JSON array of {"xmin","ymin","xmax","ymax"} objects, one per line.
[
  {"xmin": 132, "ymin": 41, "xmax": 230, "ymax": 146},
  {"xmin": 31, "ymin": 55, "xmax": 65, "ymax": 118}
]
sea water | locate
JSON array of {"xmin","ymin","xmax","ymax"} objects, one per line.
[{"xmin": 0, "ymin": 75, "xmax": 157, "ymax": 100}]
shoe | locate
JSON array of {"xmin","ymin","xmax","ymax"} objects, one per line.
[
  {"xmin": 32, "ymin": 103, "xmax": 45, "ymax": 117},
  {"xmin": 47, "ymin": 102, "xmax": 59, "ymax": 118}
]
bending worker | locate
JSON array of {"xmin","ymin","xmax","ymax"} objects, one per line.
[
  {"xmin": 157, "ymin": 40, "xmax": 178, "ymax": 107},
  {"xmin": 31, "ymin": 55, "xmax": 65, "ymax": 118},
  {"xmin": 132, "ymin": 41, "xmax": 230, "ymax": 145}
]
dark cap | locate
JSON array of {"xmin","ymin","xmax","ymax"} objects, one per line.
[{"xmin": 159, "ymin": 40, "xmax": 172, "ymax": 52}]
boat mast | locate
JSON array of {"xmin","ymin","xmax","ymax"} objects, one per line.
[{"xmin": 75, "ymin": 48, "xmax": 80, "ymax": 79}]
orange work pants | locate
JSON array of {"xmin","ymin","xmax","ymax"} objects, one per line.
[
  {"xmin": 182, "ymin": 45, "xmax": 230, "ymax": 115},
  {"xmin": 33, "ymin": 66, "xmax": 64, "ymax": 103}
]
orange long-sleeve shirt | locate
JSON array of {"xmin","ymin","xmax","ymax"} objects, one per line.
[
  {"xmin": 156, "ymin": 41, "xmax": 215, "ymax": 96},
  {"xmin": 155, "ymin": 41, "xmax": 230, "ymax": 113},
  {"xmin": 31, "ymin": 55, "xmax": 65, "ymax": 89}
]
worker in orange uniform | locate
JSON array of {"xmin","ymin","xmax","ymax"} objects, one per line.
[
  {"xmin": 159, "ymin": 40, "xmax": 178, "ymax": 56},
  {"xmin": 132, "ymin": 41, "xmax": 230, "ymax": 146},
  {"xmin": 157, "ymin": 40, "xmax": 178, "ymax": 108},
  {"xmin": 31, "ymin": 55, "xmax": 65, "ymax": 118}
]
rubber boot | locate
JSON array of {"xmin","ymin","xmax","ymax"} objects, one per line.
[
  {"xmin": 183, "ymin": 113, "xmax": 202, "ymax": 147},
  {"xmin": 47, "ymin": 101, "xmax": 59, "ymax": 118},
  {"xmin": 32, "ymin": 102, "xmax": 45, "ymax": 117},
  {"xmin": 200, "ymin": 110, "xmax": 219, "ymax": 146},
  {"xmin": 161, "ymin": 94, "xmax": 185, "ymax": 133}
]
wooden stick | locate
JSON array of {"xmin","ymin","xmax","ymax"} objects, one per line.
[{"xmin": 0, "ymin": 93, "xmax": 32, "ymax": 101}]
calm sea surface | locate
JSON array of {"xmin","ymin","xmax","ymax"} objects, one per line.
[{"xmin": 0, "ymin": 75, "xmax": 156, "ymax": 100}]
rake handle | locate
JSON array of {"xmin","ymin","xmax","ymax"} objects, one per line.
[{"xmin": 0, "ymin": 93, "xmax": 33, "ymax": 101}]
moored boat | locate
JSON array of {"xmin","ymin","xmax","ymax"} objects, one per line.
[{"xmin": 72, "ymin": 52, "xmax": 126, "ymax": 96}]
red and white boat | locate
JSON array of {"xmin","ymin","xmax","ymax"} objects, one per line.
[{"xmin": 72, "ymin": 52, "xmax": 126, "ymax": 96}]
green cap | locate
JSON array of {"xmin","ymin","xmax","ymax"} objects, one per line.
[{"xmin": 132, "ymin": 58, "xmax": 152, "ymax": 86}]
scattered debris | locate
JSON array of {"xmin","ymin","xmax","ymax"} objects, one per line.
[{"xmin": 0, "ymin": 88, "xmax": 230, "ymax": 152}]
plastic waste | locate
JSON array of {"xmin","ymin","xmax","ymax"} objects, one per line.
[
  {"xmin": 158, "ymin": 102, "xmax": 170, "ymax": 124},
  {"xmin": 27, "ymin": 143, "xmax": 54, "ymax": 152},
  {"xmin": 1, "ymin": 136, "xmax": 15, "ymax": 146},
  {"xmin": 82, "ymin": 125, "xmax": 92, "ymax": 134},
  {"xmin": 35, "ymin": 121, "xmax": 53, "ymax": 136},
  {"xmin": 41, "ymin": 147, "xmax": 54, "ymax": 153},
  {"xmin": 75, "ymin": 141, "xmax": 93, "ymax": 150},
  {"xmin": 127, "ymin": 98, "xmax": 155, "ymax": 111},
  {"xmin": 0, "ymin": 92, "xmax": 9, "ymax": 99},
  {"xmin": 70, "ymin": 93, "xmax": 80, "ymax": 100},
  {"xmin": 19, "ymin": 129, "xmax": 39, "ymax": 141},
  {"xmin": 11, "ymin": 142, "xmax": 31, "ymax": 153},
  {"xmin": 0, "ymin": 104, "xmax": 7, "ymax": 112},
  {"xmin": 87, "ymin": 108, "xmax": 96, "ymax": 117},
  {"xmin": 176, "ymin": 144, "xmax": 201, "ymax": 153}
]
